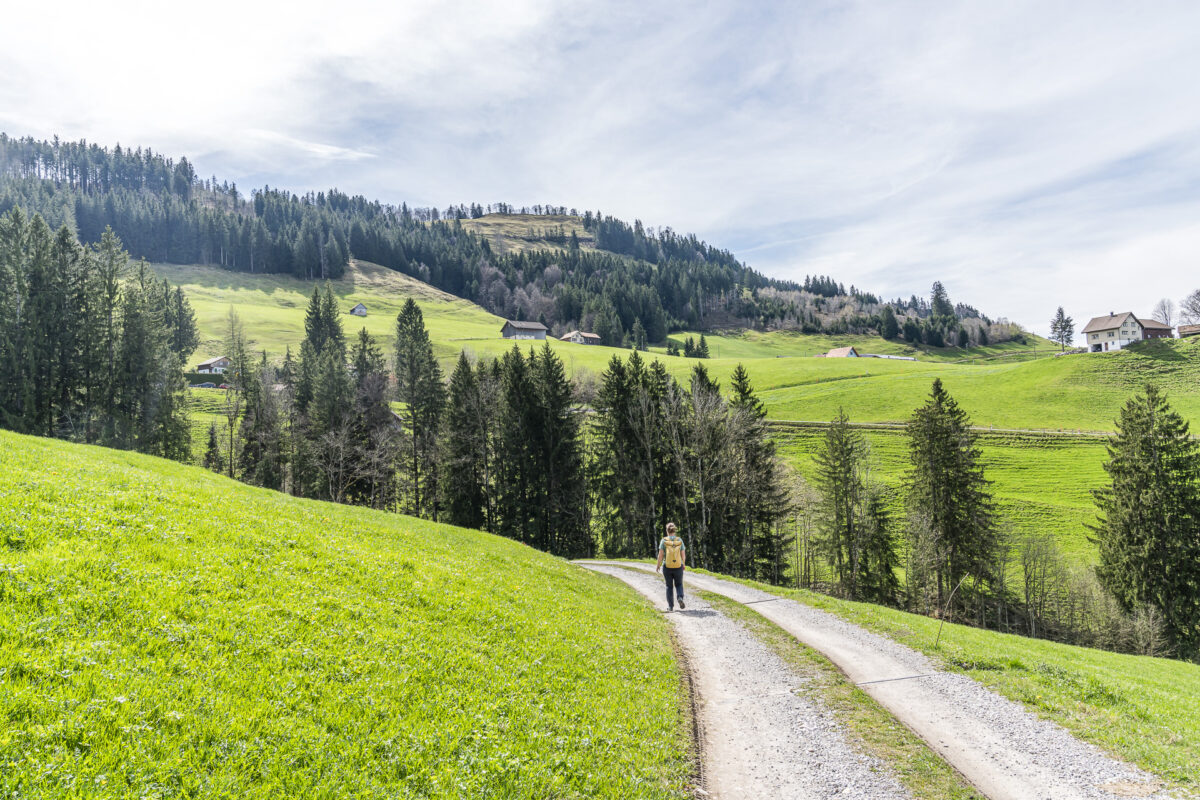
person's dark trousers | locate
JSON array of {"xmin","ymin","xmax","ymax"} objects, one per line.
[{"xmin": 663, "ymin": 566, "xmax": 685, "ymax": 609}]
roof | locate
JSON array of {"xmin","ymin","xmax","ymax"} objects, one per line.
[
  {"xmin": 1081, "ymin": 312, "xmax": 1137, "ymax": 333},
  {"xmin": 826, "ymin": 346, "xmax": 858, "ymax": 357},
  {"xmin": 1137, "ymin": 318, "xmax": 1173, "ymax": 331},
  {"xmin": 1178, "ymin": 324, "xmax": 1200, "ymax": 337},
  {"xmin": 502, "ymin": 320, "xmax": 548, "ymax": 331},
  {"xmin": 197, "ymin": 356, "xmax": 229, "ymax": 367},
  {"xmin": 350, "ymin": 302, "xmax": 367, "ymax": 310},
  {"xmin": 560, "ymin": 330, "xmax": 601, "ymax": 341}
]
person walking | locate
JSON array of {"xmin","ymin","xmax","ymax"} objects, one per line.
[{"xmin": 655, "ymin": 522, "xmax": 686, "ymax": 611}]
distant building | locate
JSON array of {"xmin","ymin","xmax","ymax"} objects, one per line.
[
  {"xmin": 196, "ymin": 356, "xmax": 231, "ymax": 374},
  {"xmin": 560, "ymin": 330, "xmax": 601, "ymax": 345},
  {"xmin": 1082, "ymin": 312, "xmax": 1173, "ymax": 352},
  {"xmin": 1140, "ymin": 318, "xmax": 1174, "ymax": 340},
  {"xmin": 825, "ymin": 346, "xmax": 859, "ymax": 358},
  {"xmin": 501, "ymin": 320, "xmax": 548, "ymax": 340},
  {"xmin": 349, "ymin": 302, "xmax": 368, "ymax": 317},
  {"xmin": 1179, "ymin": 323, "xmax": 1200, "ymax": 339}
]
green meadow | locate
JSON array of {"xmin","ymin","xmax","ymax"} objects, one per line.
[
  {"xmin": 0, "ymin": 431, "xmax": 691, "ymax": 799},
  {"xmin": 774, "ymin": 426, "xmax": 1110, "ymax": 564}
]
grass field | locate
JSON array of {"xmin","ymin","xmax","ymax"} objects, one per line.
[
  {"xmin": 695, "ymin": 570, "xmax": 1200, "ymax": 792},
  {"xmin": 774, "ymin": 426, "xmax": 1110, "ymax": 564},
  {"xmin": 155, "ymin": 258, "xmax": 1200, "ymax": 432},
  {"xmin": 0, "ymin": 431, "xmax": 691, "ymax": 799},
  {"xmin": 667, "ymin": 328, "xmax": 1057, "ymax": 363}
]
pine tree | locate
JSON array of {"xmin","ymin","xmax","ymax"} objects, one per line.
[
  {"xmin": 496, "ymin": 345, "xmax": 538, "ymax": 545},
  {"xmin": 441, "ymin": 352, "xmax": 491, "ymax": 529},
  {"xmin": 349, "ymin": 328, "xmax": 397, "ymax": 508},
  {"xmin": 531, "ymin": 343, "xmax": 591, "ymax": 557},
  {"xmin": 730, "ymin": 364, "xmax": 791, "ymax": 582},
  {"xmin": 631, "ymin": 318, "xmax": 647, "ymax": 351},
  {"xmin": 697, "ymin": 334, "xmax": 710, "ymax": 358},
  {"xmin": 880, "ymin": 305, "xmax": 900, "ymax": 340},
  {"xmin": 1049, "ymin": 307, "xmax": 1074, "ymax": 351},
  {"xmin": 203, "ymin": 422, "xmax": 224, "ymax": 473},
  {"xmin": 394, "ymin": 298, "xmax": 446, "ymax": 518},
  {"xmin": 905, "ymin": 379, "xmax": 998, "ymax": 615},
  {"xmin": 1093, "ymin": 384, "xmax": 1200, "ymax": 655}
]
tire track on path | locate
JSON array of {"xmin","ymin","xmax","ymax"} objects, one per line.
[
  {"xmin": 582, "ymin": 563, "xmax": 911, "ymax": 800},
  {"xmin": 582, "ymin": 561, "xmax": 1172, "ymax": 800}
]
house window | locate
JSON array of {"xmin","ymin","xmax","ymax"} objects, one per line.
[{"xmin": 1108, "ymin": 331, "xmax": 1114, "ymax": 337}]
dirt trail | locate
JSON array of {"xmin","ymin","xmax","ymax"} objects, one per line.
[
  {"xmin": 583, "ymin": 563, "xmax": 910, "ymax": 800},
  {"xmin": 583, "ymin": 561, "xmax": 1171, "ymax": 800}
]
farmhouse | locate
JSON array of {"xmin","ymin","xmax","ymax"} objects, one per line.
[
  {"xmin": 1179, "ymin": 323, "xmax": 1200, "ymax": 338},
  {"xmin": 824, "ymin": 346, "xmax": 859, "ymax": 358},
  {"xmin": 501, "ymin": 320, "xmax": 548, "ymax": 340},
  {"xmin": 560, "ymin": 330, "xmax": 601, "ymax": 345},
  {"xmin": 1082, "ymin": 312, "xmax": 1174, "ymax": 352},
  {"xmin": 349, "ymin": 302, "xmax": 368, "ymax": 317},
  {"xmin": 1140, "ymin": 318, "xmax": 1174, "ymax": 340},
  {"xmin": 196, "ymin": 356, "xmax": 231, "ymax": 374}
]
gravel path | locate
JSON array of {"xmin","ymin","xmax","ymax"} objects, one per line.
[
  {"xmin": 583, "ymin": 561, "xmax": 1174, "ymax": 800},
  {"xmin": 583, "ymin": 563, "xmax": 911, "ymax": 800}
]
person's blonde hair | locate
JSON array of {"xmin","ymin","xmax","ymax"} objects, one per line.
[{"xmin": 666, "ymin": 522, "xmax": 677, "ymax": 534}]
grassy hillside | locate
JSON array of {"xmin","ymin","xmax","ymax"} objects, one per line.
[
  {"xmin": 752, "ymin": 338, "xmax": 1200, "ymax": 430},
  {"xmin": 775, "ymin": 426, "xmax": 1109, "ymax": 564},
  {"xmin": 0, "ymin": 431, "xmax": 690, "ymax": 798},
  {"xmin": 699, "ymin": 570, "xmax": 1200, "ymax": 790},
  {"xmin": 670, "ymin": 328, "xmax": 1057, "ymax": 363},
  {"xmin": 458, "ymin": 213, "xmax": 595, "ymax": 255}
]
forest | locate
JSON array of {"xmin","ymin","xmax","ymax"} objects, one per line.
[{"xmin": 0, "ymin": 134, "xmax": 1019, "ymax": 347}]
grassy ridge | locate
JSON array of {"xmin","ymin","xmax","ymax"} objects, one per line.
[
  {"xmin": 695, "ymin": 570, "xmax": 1200, "ymax": 790},
  {"xmin": 0, "ymin": 432, "xmax": 690, "ymax": 799}
]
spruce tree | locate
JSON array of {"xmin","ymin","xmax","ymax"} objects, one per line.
[
  {"xmin": 394, "ymin": 298, "xmax": 446, "ymax": 518},
  {"xmin": 349, "ymin": 328, "xmax": 396, "ymax": 508},
  {"xmin": 1050, "ymin": 307, "xmax": 1074, "ymax": 351},
  {"xmin": 441, "ymin": 352, "xmax": 490, "ymax": 529},
  {"xmin": 531, "ymin": 343, "xmax": 591, "ymax": 557},
  {"xmin": 203, "ymin": 422, "xmax": 224, "ymax": 473},
  {"xmin": 1093, "ymin": 384, "xmax": 1200, "ymax": 655},
  {"xmin": 697, "ymin": 334, "xmax": 710, "ymax": 358},
  {"xmin": 730, "ymin": 364, "xmax": 790, "ymax": 582},
  {"xmin": 905, "ymin": 379, "xmax": 998, "ymax": 614},
  {"xmin": 880, "ymin": 305, "xmax": 900, "ymax": 340}
]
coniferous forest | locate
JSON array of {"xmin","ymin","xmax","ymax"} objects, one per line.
[{"xmin": 0, "ymin": 134, "xmax": 1018, "ymax": 345}]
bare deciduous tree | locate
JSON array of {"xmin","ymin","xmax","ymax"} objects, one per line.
[
  {"xmin": 1180, "ymin": 289, "xmax": 1200, "ymax": 324},
  {"xmin": 1152, "ymin": 297, "xmax": 1175, "ymax": 327}
]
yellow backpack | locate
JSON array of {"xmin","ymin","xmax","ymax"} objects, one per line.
[{"xmin": 663, "ymin": 536, "xmax": 684, "ymax": 569}]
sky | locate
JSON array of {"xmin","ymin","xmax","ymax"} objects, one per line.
[{"xmin": 3, "ymin": 0, "xmax": 1200, "ymax": 334}]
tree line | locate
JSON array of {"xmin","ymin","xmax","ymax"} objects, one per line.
[
  {"xmin": 804, "ymin": 379, "xmax": 1200, "ymax": 660},
  {"xmin": 0, "ymin": 208, "xmax": 195, "ymax": 458},
  {"xmin": 199, "ymin": 287, "xmax": 792, "ymax": 575}
]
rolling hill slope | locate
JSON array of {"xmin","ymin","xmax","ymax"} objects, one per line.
[
  {"xmin": 0, "ymin": 431, "xmax": 690, "ymax": 798},
  {"xmin": 156, "ymin": 257, "xmax": 1200, "ymax": 570}
]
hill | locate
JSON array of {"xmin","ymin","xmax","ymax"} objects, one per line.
[
  {"xmin": 0, "ymin": 430, "xmax": 690, "ymax": 798},
  {"xmin": 2, "ymin": 133, "xmax": 1023, "ymax": 346}
]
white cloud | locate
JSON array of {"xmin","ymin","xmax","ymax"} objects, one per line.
[{"xmin": 2, "ymin": 1, "xmax": 1200, "ymax": 331}]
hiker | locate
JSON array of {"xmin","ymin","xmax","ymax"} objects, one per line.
[{"xmin": 655, "ymin": 522, "xmax": 686, "ymax": 611}]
